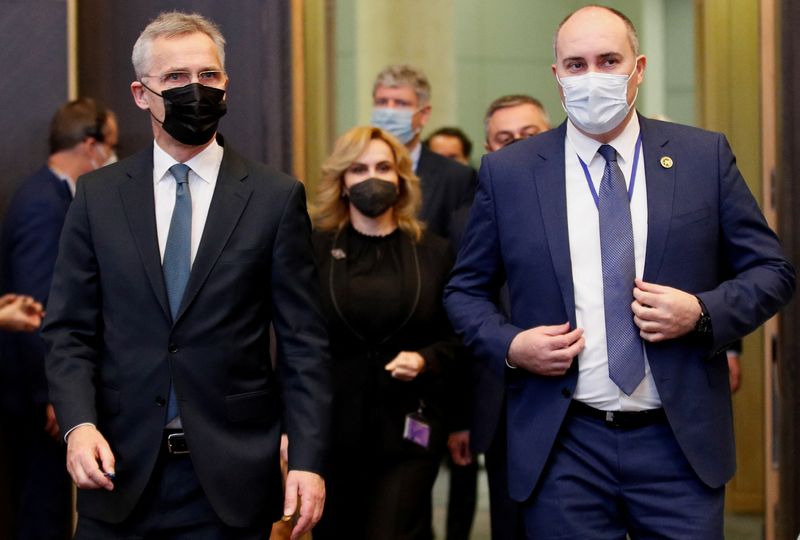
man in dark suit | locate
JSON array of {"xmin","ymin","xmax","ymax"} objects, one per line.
[
  {"xmin": 1, "ymin": 97, "xmax": 114, "ymax": 540},
  {"xmin": 449, "ymin": 94, "xmax": 553, "ymax": 540},
  {"xmin": 370, "ymin": 64, "xmax": 476, "ymax": 238},
  {"xmin": 444, "ymin": 6, "xmax": 794, "ymax": 539},
  {"xmin": 42, "ymin": 12, "xmax": 330, "ymax": 539}
]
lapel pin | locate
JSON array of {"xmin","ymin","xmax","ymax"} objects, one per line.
[
  {"xmin": 660, "ymin": 156, "xmax": 673, "ymax": 169},
  {"xmin": 331, "ymin": 248, "xmax": 346, "ymax": 260}
]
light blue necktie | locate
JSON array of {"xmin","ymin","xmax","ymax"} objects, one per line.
[
  {"xmin": 163, "ymin": 163, "xmax": 192, "ymax": 423},
  {"xmin": 597, "ymin": 144, "xmax": 645, "ymax": 395}
]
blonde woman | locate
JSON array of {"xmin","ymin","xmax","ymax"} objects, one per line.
[{"xmin": 311, "ymin": 126, "xmax": 458, "ymax": 540}]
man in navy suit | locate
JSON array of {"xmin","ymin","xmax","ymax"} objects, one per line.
[
  {"xmin": 43, "ymin": 12, "xmax": 331, "ymax": 539},
  {"xmin": 444, "ymin": 6, "xmax": 794, "ymax": 539},
  {"xmin": 0, "ymin": 97, "xmax": 114, "ymax": 540}
]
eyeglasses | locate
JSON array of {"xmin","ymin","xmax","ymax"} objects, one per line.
[{"xmin": 141, "ymin": 70, "xmax": 226, "ymax": 88}]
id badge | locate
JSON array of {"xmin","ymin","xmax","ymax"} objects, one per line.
[{"xmin": 403, "ymin": 412, "xmax": 431, "ymax": 449}]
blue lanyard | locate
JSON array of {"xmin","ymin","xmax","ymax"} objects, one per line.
[{"xmin": 577, "ymin": 135, "xmax": 642, "ymax": 209}]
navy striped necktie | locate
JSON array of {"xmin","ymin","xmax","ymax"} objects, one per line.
[{"xmin": 597, "ymin": 144, "xmax": 644, "ymax": 395}]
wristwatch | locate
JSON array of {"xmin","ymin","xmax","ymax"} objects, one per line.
[{"xmin": 694, "ymin": 297, "xmax": 712, "ymax": 336}]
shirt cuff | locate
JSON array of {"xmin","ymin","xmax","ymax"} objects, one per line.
[{"xmin": 64, "ymin": 422, "xmax": 95, "ymax": 443}]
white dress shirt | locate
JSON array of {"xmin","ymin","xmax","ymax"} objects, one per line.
[
  {"xmin": 153, "ymin": 139, "xmax": 223, "ymax": 264},
  {"xmin": 565, "ymin": 113, "xmax": 662, "ymax": 411}
]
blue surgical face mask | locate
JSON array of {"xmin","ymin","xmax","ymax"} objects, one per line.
[
  {"xmin": 370, "ymin": 107, "xmax": 418, "ymax": 145},
  {"xmin": 557, "ymin": 63, "xmax": 638, "ymax": 135}
]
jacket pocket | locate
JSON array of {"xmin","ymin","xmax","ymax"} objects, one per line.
[{"xmin": 225, "ymin": 389, "xmax": 275, "ymax": 423}]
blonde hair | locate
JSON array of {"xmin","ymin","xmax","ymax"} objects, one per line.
[
  {"xmin": 312, "ymin": 126, "xmax": 424, "ymax": 242},
  {"xmin": 132, "ymin": 11, "xmax": 226, "ymax": 79}
]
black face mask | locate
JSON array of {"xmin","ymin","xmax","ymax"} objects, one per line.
[
  {"xmin": 142, "ymin": 82, "xmax": 227, "ymax": 146},
  {"xmin": 347, "ymin": 178, "xmax": 399, "ymax": 218}
]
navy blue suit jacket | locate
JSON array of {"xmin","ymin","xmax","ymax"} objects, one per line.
[
  {"xmin": 1, "ymin": 166, "xmax": 71, "ymax": 416},
  {"xmin": 444, "ymin": 117, "xmax": 795, "ymax": 501}
]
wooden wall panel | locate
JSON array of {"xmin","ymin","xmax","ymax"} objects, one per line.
[
  {"xmin": 778, "ymin": 0, "xmax": 800, "ymax": 537},
  {"xmin": 0, "ymin": 1, "xmax": 68, "ymax": 230},
  {"xmin": 0, "ymin": 2, "xmax": 68, "ymax": 534}
]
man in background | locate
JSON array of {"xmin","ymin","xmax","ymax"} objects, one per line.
[
  {"xmin": 484, "ymin": 94, "xmax": 551, "ymax": 152},
  {"xmin": 447, "ymin": 94, "xmax": 551, "ymax": 540},
  {"xmin": 371, "ymin": 64, "xmax": 476, "ymax": 238},
  {"xmin": 425, "ymin": 126, "xmax": 472, "ymax": 167},
  {"xmin": 1, "ymin": 97, "xmax": 116, "ymax": 540}
]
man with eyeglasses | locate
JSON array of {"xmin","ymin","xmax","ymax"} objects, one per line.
[
  {"xmin": 0, "ymin": 97, "xmax": 113, "ymax": 540},
  {"xmin": 42, "ymin": 11, "xmax": 331, "ymax": 539},
  {"xmin": 484, "ymin": 94, "xmax": 551, "ymax": 152}
]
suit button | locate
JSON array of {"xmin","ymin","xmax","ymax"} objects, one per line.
[
  {"xmin": 168, "ymin": 343, "xmax": 178, "ymax": 354},
  {"xmin": 155, "ymin": 396, "xmax": 166, "ymax": 407},
  {"xmin": 561, "ymin": 387, "xmax": 572, "ymax": 398}
]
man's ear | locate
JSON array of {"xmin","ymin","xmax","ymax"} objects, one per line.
[
  {"xmin": 417, "ymin": 105, "xmax": 432, "ymax": 128},
  {"xmin": 131, "ymin": 81, "xmax": 150, "ymax": 111}
]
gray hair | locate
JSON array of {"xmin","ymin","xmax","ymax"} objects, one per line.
[
  {"xmin": 132, "ymin": 11, "xmax": 226, "ymax": 79},
  {"xmin": 483, "ymin": 94, "xmax": 550, "ymax": 137},
  {"xmin": 372, "ymin": 64, "xmax": 431, "ymax": 107},
  {"xmin": 553, "ymin": 5, "xmax": 640, "ymax": 60}
]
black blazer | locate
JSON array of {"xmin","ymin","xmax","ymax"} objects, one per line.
[
  {"xmin": 42, "ymin": 141, "xmax": 332, "ymax": 527},
  {"xmin": 1, "ymin": 166, "xmax": 72, "ymax": 417},
  {"xmin": 416, "ymin": 147, "xmax": 476, "ymax": 239},
  {"xmin": 312, "ymin": 227, "xmax": 459, "ymax": 458}
]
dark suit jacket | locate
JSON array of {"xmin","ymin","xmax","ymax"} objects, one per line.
[
  {"xmin": 42, "ymin": 141, "xmax": 332, "ymax": 527},
  {"xmin": 444, "ymin": 117, "xmax": 795, "ymax": 501},
  {"xmin": 1, "ymin": 166, "xmax": 71, "ymax": 417},
  {"xmin": 312, "ymin": 228, "xmax": 458, "ymax": 458},
  {"xmin": 448, "ymin": 206, "xmax": 505, "ymax": 452},
  {"xmin": 416, "ymin": 146, "xmax": 476, "ymax": 239}
]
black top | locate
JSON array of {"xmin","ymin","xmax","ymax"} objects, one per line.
[
  {"xmin": 313, "ymin": 224, "xmax": 459, "ymax": 457},
  {"xmin": 335, "ymin": 226, "xmax": 409, "ymax": 344}
]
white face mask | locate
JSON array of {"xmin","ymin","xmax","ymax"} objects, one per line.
[{"xmin": 557, "ymin": 63, "xmax": 638, "ymax": 135}]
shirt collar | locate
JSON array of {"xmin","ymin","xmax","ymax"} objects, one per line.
[
  {"xmin": 48, "ymin": 166, "xmax": 75, "ymax": 196},
  {"xmin": 153, "ymin": 138, "xmax": 224, "ymax": 185},
  {"xmin": 566, "ymin": 111, "xmax": 641, "ymax": 167}
]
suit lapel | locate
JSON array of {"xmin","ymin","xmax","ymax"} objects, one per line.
[
  {"xmin": 639, "ymin": 117, "xmax": 676, "ymax": 281},
  {"xmin": 118, "ymin": 146, "xmax": 171, "ymax": 321},
  {"xmin": 175, "ymin": 147, "xmax": 253, "ymax": 322},
  {"xmin": 533, "ymin": 123, "xmax": 576, "ymax": 325}
]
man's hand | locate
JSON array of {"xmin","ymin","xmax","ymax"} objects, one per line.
[
  {"xmin": 0, "ymin": 294, "xmax": 44, "ymax": 332},
  {"xmin": 284, "ymin": 470, "xmax": 325, "ymax": 540},
  {"xmin": 385, "ymin": 351, "xmax": 426, "ymax": 381},
  {"xmin": 447, "ymin": 431, "xmax": 473, "ymax": 466},
  {"xmin": 66, "ymin": 424, "xmax": 115, "ymax": 491},
  {"xmin": 44, "ymin": 403, "xmax": 60, "ymax": 440},
  {"xmin": 507, "ymin": 322, "xmax": 584, "ymax": 375},
  {"xmin": 632, "ymin": 279, "xmax": 702, "ymax": 342}
]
